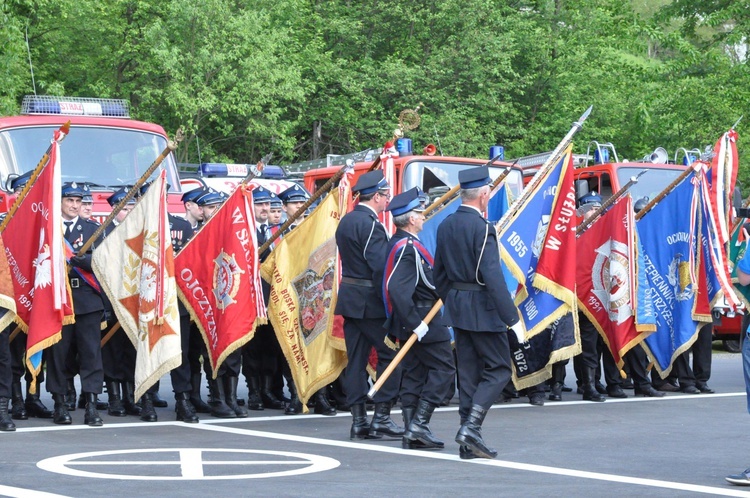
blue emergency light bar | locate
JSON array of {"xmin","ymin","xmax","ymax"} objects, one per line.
[
  {"xmin": 21, "ymin": 95, "xmax": 130, "ymax": 118},
  {"xmin": 200, "ymin": 163, "xmax": 287, "ymax": 179}
]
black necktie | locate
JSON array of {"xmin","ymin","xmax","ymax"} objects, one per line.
[
  {"xmin": 257, "ymin": 224, "xmax": 268, "ymax": 244},
  {"xmin": 64, "ymin": 221, "xmax": 74, "ymax": 236}
]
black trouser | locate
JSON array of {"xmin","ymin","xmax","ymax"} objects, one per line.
[
  {"xmin": 454, "ymin": 328, "xmax": 512, "ymax": 421},
  {"xmin": 242, "ymin": 324, "xmax": 281, "ymax": 376},
  {"xmin": 188, "ymin": 322, "xmax": 210, "ymax": 377},
  {"xmin": 624, "ymin": 344, "xmax": 653, "ymax": 390},
  {"xmin": 101, "ymin": 322, "xmax": 136, "ymax": 383},
  {"xmin": 46, "ymin": 311, "xmax": 103, "ymax": 395},
  {"xmin": 573, "ymin": 313, "xmax": 599, "ymax": 384},
  {"xmin": 342, "ymin": 317, "xmax": 400, "ymax": 406},
  {"xmin": 0, "ymin": 326, "xmax": 11, "ymax": 397},
  {"xmin": 400, "ymin": 339, "xmax": 455, "ymax": 407},
  {"xmin": 692, "ymin": 323, "xmax": 713, "ymax": 384},
  {"xmin": 169, "ymin": 313, "xmax": 193, "ymax": 393},
  {"xmin": 600, "ymin": 338, "xmax": 621, "ymax": 387}
]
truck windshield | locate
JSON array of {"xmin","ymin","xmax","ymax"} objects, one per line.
[
  {"xmin": 403, "ymin": 160, "xmax": 524, "ymax": 200},
  {"xmin": 0, "ymin": 125, "xmax": 180, "ymax": 191},
  {"xmin": 615, "ymin": 166, "xmax": 685, "ymax": 203}
]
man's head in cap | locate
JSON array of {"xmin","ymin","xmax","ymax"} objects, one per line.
[
  {"xmin": 269, "ymin": 192, "xmax": 283, "ymax": 225},
  {"xmin": 9, "ymin": 170, "xmax": 33, "ymax": 194},
  {"xmin": 634, "ymin": 196, "xmax": 649, "ymax": 214},
  {"xmin": 252, "ymin": 185, "xmax": 273, "ymax": 224},
  {"xmin": 279, "ymin": 184, "xmax": 310, "ymax": 219},
  {"xmin": 181, "ymin": 187, "xmax": 207, "ymax": 226},
  {"xmin": 195, "ymin": 188, "xmax": 227, "ymax": 221},
  {"xmin": 80, "ymin": 184, "xmax": 94, "ymax": 220},
  {"xmin": 107, "ymin": 186, "xmax": 137, "ymax": 223},
  {"xmin": 61, "ymin": 182, "xmax": 85, "ymax": 221},
  {"xmin": 353, "ymin": 170, "xmax": 390, "ymax": 214},
  {"xmin": 387, "ymin": 187, "xmax": 426, "ymax": 234},
  {"xmin": 577, "ymin": 191, "xmax": 602, "ymax": 221},
  {"xmin": 458, "ymin": 166, "xmax": 492, "ymax": 211}
]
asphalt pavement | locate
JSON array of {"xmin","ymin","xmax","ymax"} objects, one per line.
[{"xmin": 2, "ymin": 347, "xmax": 750, "ymax": 497}]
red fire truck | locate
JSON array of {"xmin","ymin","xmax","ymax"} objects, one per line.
[{"xmin": 0, "ymin": 95, "xmax": 184, "ymax": 220}]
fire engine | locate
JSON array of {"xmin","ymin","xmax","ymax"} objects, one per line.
[
  {"xmin": 516, "ymin": 140, "xmax": 742, "ymax": 351},
  {"xmin": 301, "ymin": 140, "xmax": 525, "ymax": 204},
  {"xmin": 0, "ymin": 95, "xmax": 184, "ymax": 220}
]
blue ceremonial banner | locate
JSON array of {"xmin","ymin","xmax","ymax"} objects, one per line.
[
  {"xmin": 498, "ymin": 146, "xmax": 574, "ymax": 337},
  {"xmin": 487, "ymin": 182, "xmax": 512, "ymax": 223},
  {"xmin": 420, "ymin": 197, "xmax": 459, "ymax": 257},
  {"xmin": 638, "ymin": 173, "xmax": 704, "ymax": 376},
  {"xmin": 633, "ymin": 227, "xmax": 657, "ymax": 332}
]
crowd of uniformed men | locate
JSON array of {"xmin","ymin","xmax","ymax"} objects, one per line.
[{"xmin": 0, "ymin": 166, "xmax": 714, "ymax": 460}]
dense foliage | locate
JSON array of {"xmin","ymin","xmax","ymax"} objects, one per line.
[{"xmin": 2, "ymin": 0, "xmax": 749, "ymax": 186}]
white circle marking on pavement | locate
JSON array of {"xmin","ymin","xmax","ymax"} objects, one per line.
[{"xmin": 37, "ymin": 448, "xmax": 340, "ymax": 480}]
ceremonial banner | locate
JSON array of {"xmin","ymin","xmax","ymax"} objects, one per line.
[
  {"xmin": 175, "ymin": 184, "xmax": 266, "ymax": 375},
  {"xmin": 729, "ymin": 221, "xmax": 750, "ymax": 305},
  {"xmin": 577, "ymin": 195, "xmax": 654, "ymax": 368},
  {"xmin": 0, "ymin": 237, "xmax": 16, "ymax": 331},
  {"xmin": 498, "ymin": 145, "xmax": 576, "ymax": 337},
  {"xmin": 3, "ymin": 129, "xmax": 72, "ymax": 388},
  {"xmin": 638, "ymin": 173, "xmax": 706, "ymax": 376},
  {"xmin": 261, "ymin": 180, "xmax": 351, "ymax": 408},
  {"xmin": 421, "ymin": 197, "xmax": 460, "ymax": 261},
  {"xmin": 378, "ymin": 142, "xmax": 398, "ymax": 235},
  {"xmin": 509, "ymin": 312, "xmax": 579, "ymax": 390},
  {"xmin": 92, "ymin": 172, "xmax": 181, "ymax": 400},
  {"xmin": 707, "ymin": 129, "xmax": 739, "ymax": 247}
]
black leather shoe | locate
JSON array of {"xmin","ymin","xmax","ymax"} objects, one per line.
[
  {"xmin": 529, "ymin": 393, "xmax": 545, "ymax": 406},
  {"xmin": 655, "ymin": 381, "xmax": 679, "ymax": 392},
  {"xmin": 681, "ymin": 385, "xmax": 701, "ymax": 394},
  {"xmin": 52, "ymin": 394, "xmax": 72, "ymax": 425},
  {"xmin": 459, "ymin": 445, "xmax": 478, "ymax": 460},
  {"xmin": 64, "ymin": 380, "xmax": 76, "ymax": 412},
  {"xmin": 0, "ymin": 397, "xmax": 16, "ymax": 431},
  {"xmin": 84, "ymin": 393, "xmax": 104, "ymax": 427},
  {"xmin": 696, "ymin": 383, "xmax": 715, "ymax": 394},
  {"xmin": 151, "ymin": 391, "xmax": 168, "ymax": 408},
  {"xmin": 26, "ymin": 394, "xmax": 54, "ymax": 419},
  {"xmin": 455, "ymin": 405, "xmax": 497, "ymax": 459},
  {"xmin": 350, "ymin": 404, "xmax": 378, "ymax": 440},
  {"xmin": 621, "ymin": 378, "xmax": 634, "ymax": 389},
  {"xmin": 11, "ymin": 382, "xmax": 27, "ymax": 420},
  {"xmin": 634, "ymin": 386, "xmax": 665, "ymax": 397},
  {"xmin": 403, "ymin": 400, "xmax": 443, "ymax": 449},
  {"xmin": 313, "ymin": 390, "xmax": 337, "ymax": 416},
  {"xmin": 369, "ymin": 401, "xmax": 404, "ymax": 438},
  {"xmin": 607, "ymin": 386, "xmax": 628, "ymax": 398},
  {"xmin": 595, "ymin": 381, "xmax": 607, "ymax": 395},
  {"xmin": 175, "ymin": 392, "xmax": 199, "ymax": 423},
  {"xmin": 561, "ymin": 383, "xmax": 573, "ymax": 392},
  {"xmin": 548, "ymin": 382, "xmax": 563, "ymax": 402},
  {"xmin": 139, "ymin": 394, "xmax": 158, "ymax": 422}
]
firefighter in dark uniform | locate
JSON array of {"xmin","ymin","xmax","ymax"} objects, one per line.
[
  {"xmin": 433, "ymin": 166, "xmax": 524, "ymax": 459},
  {"xmin": 100, "ymin": 187, "xmax": 140, "ymax": 418},
  {"xmin": 5, "ymin": 171, "xmax": 54, "ymax": 420},
  {"xmin": 0, "ymin": 307, "xmax": 15, "ymax": 431},
  {"xmin": 335, "ymin": 170, "xmax": 404, "ymax": 440},
  {"xmin": 241, "ymin": 187, "xmax": 286, "ymax": 413},
  {"xmin": 383, "ymin": 187, "xmax": 455, "ymax": 450},
  {"xmin": 47, "ymin": 182, "xmax": 105, "ymax": 426},
  {"xmin": 179, "ymin": 187, "xmax": 213, "ymax": 413}
]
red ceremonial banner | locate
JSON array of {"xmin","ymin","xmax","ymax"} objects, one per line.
[{"xmin": 174, "ymin": 185, "xmax": 267, "ymax": 374}]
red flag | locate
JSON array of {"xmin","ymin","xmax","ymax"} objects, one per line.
[
  {"xmin": 174, "ymin": 184, "xmax": 266, "ymax": 374},
  {"xmin": 576, "ymin": 196, "xmax": 650, "ymax": 367},
  {"xmin": 3, "ymin": 128, "xmax": 74, "ymax": 385}
]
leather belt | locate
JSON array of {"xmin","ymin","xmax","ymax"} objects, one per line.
[
  {"xmin": 69, "ymin": 278, "xmax": 80, "ymax": 289},
  {"xmin": 452, "ymin": 282, "xmax": 484, "ymax": 291},
  {"xmin": 341, "ymin": 276, "xmax": 374, "ymax": 288},
  {"xmin": 415, "ymin": 300, "xmax": 437, "ymax": 308}
]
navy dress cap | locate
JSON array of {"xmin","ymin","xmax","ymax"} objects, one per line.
[
  {"xmin": 278, "ymin": 184, "xmax": 310, "ymax": 204},
  {"xmin": 578, "ymin": 191, "xmax": 602, "ymax": 208},
  {"xmin": 82, "ymin": 184, "xmax": 93, "ymax": 203},
  {"xmin": 10, "ymin": 170, "xmax": 33, "ymax": 192},
  {"xmin": 352, "ymin": 170, "xmax": 389, "ymax": 195},
  {"xmin": 62, "ymin": 182, "xmax": 85, "ymax": 198},
  {"xmin": 387, "ymin": 187, "xmax": 425, "ymax": 216},
  {"xmin": 458, "ymin": 166, "xmax": 492, "ymax": 190},
  {"xmin": 270, "ymin": 193, "xmax": 282, "ymax": 208},
  {"xmin": 181, "ymin": 187, "xmax": 207, "ymax": 204},
  {"xmin": 252, "ymin": 186, "xmax": 273, "ymax": 204},
  {"xmin": 195, "ymin": 189, "xmax": 227, "ymax": 206},
  {"xmin": 138, "ymin": 180, "xmax": 171, "ymax": 197},
  {"xmin": 107, "ymin": 187, "xmax": 136, "ymax": 207}
]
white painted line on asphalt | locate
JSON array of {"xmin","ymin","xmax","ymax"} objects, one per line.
[
  {"xmin": 188, "ymin": 421, "xmax": 750, "ymax": 497},
  {"xmin": 0, "ymin": 485, "xmax": 71, "ymax": 498},
  {"xmin": 4, "ymin": 391, "xmax": 746, "ymax": 434}
]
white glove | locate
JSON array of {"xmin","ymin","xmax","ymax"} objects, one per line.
[
  {"xmin": 414, "ymin": 321, "xmax": 429, "ymax": 341},
  {"xmin": 510, "ymin": 322, "xmax": 525, "ymax": 344}
]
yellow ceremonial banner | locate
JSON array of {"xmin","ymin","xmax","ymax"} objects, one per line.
[{"xmin": 261, "ymin": 189, "xmax": 349, "ymax": 409}]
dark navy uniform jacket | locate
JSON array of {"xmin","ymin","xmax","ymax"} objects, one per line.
[
  {"xmin": 434, "ymin": 205, "xmax": 519, "ymax": 332},
  {"xmin": 334, "ymin": 204, "xmax": 388, "ymax": 319},
  {"xmin": 65, "ymin": 217, "xmax": 104, "ymax": 315},
  {"xmin": 384, "ymin": 229, "xmax": 449, "ymax": 343},
  {"xmin": 169, "ymin": 214, "xmax": 194, "ymax": 317}
]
